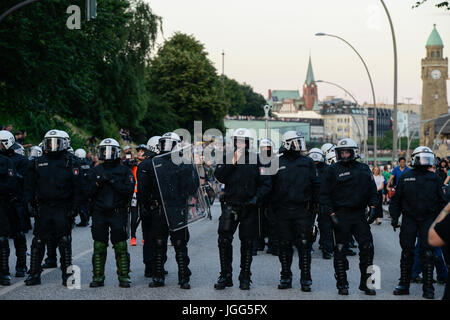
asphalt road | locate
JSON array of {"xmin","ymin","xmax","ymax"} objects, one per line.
[{"xmin": 0, "ymin": 204, "xmax": 446, "ymax": 300}]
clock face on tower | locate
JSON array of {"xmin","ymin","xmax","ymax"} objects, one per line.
[{"xmin": 431, "ymin": 69, "xmax": 441, "ymax": 80}]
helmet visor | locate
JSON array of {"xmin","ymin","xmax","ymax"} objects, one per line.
[
  {"xmin": 44, "ymin": 137, "xmax": 65, "ymax": 152},
  {"xmin": 414, "ymin": 153, "xmax": 434, "ymax": 166},
  {"xmin": 336, "ymin": 148, "xmax": 355, "ymax": 162},
  {"xmin": 98, "ymin": 146, "xmax": 118, "ymax": 160},
  {"xmin": 30, "ymin": 148, "xmax": 41, "ymax": 158},
  {"xmin": 288, "ymin": 137, "xmax": 305, "ymax": 151},
  {"xmin": 160, "ymin": 139, "xmax": 175, "ymax": 152}
]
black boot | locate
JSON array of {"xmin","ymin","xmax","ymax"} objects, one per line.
[
  {"xmin": 393, "ymin": 251, "xmax": 413, "ymax": 295},
  {"xmin": 149, "ymin": 239, "xmax": 165, "ymax": 288},
  {"xmin": 421, "ymin": 250, "xmax": 435, "ymax": 300},
  {"xmin": 0, "ymin": 237, "xmax": 11, "ymax": 286},
  {"xmin": 174, "ymin": 240, "xmax": 191, "ymax": 289},
  {"xmin": 267, "ymin": 239, "xmax": 279, "ymax": 256},
  {"xmin": 13, "ymin": 233, "xmax": 28, "ymax": 277},
  {"xmin": 334, "ymin": 244, "xmax": 349, "ymax": 295},
  {"xmin": 358, "ymin": 244, "xmax": 376, "ymax": 295},
  {"xmin": 144, "ymin": 264, "xmax": 153, "ymax": 278},
  {"xmin": 359, "ymin": 264, "xmax": 376, "ymax": 295},
  {"xmin": 90, "ymin": 241, "xmax": 107, "ymax": 288},
  {"xmin": 277, "ymin": 241, "xmax": 292, "ymax": 290},
  {"xmin": 58, "ymin": 236, "xmax": 73, "ymax": 287},
  {"xmin": 25, "ymin": 238, "xmax": 45, "ymax": 286},
  {"xmin": 299, "ymin": 247, "xmax": 312, "ymax": 292},
  {"xmin": 214, "ymin": 237, "xmax": 233, "ymax": 290},
  {"xmin": 42, "ymin": 237, "xmax": 57, "ymax": 269},
  {"xmin": 239, "ymin": 240, "xmax": 253, "ymax": 290}
]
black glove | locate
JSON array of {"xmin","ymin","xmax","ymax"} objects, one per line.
[
  {"xmin": 247, "ymin": 196, "xmax": 259, "ymax": 207},
  {"xmin": 391, "ymin": 218, "xmax": 400, "ymax": 231},
  {"xmin": 140, "ymin": 204, "xmax": 151, "ymax": 218},
  {"xmin": 367, "ymin": 207, "xmax": 376, "ymax": 224},
  {"xmin": 102, "ymin": 172, "xmax": 113, "ymax": 183}
]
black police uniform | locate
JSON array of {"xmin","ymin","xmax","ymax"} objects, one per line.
[
  {"xmin": 0, "ymin": 154, "xmax": 20, "ymax": 285},
  {"xmin": 76, "ymin": 157, "xmax": 92, "ymax": 226},
  {"xmin": 213, "ymin": 150, "xmax": 271, "ymax": 290},
  {"xmin": 389, "ymin": 167, "xmax": 447, "ymax": 299},
  {"xmin": 268, "ymin": 149, "xmax": 320, "ymax": 291},
  {"xmin": 137, "ymin": 152, "xmax": 198, "ymax": 289},
  {"xmin": 1, "ymin": 149, "xmax": 30, "ymax": 277},
  {"xmin": 136, "ymin": 150, "xmax": 161, "ymax": 278},
  {"xmin": 85, "ymin": 158, "xmax": 135, "ymax": 287},
  {"xmin": 315, "ymin": 161, "xmax": 334, "ymax": 258},
  {"xmin": 320, "ymin": 159, "xmax": 378, "ymax": 295},
  {"xmin": 24, "ymin": 151, "xmax": 81, "ymax": 286}
]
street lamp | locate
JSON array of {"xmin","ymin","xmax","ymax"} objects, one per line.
[
  {"xmin": 380, "ymin": 0, "xmax": 399, "ymax": 167},
  {"xmin": 263, "ymin": 104, "xmax": 272, "ymax": 139},
  {"xmin": 316, "ymin": 80, "xmax": 367, "ymax": 163},
  {"xmin": 0, "ymin": 0, "xmax": 41, "ymax": 24},
  {"xmin": 315, "ymin": 32, "xmax": 378, "ymax": 165}
]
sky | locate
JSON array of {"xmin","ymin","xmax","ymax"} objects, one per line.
[{"xmin": 145, "ymin": 0, "xmax": 450, "ymax": 105}]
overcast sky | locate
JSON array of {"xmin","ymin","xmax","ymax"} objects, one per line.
[{"xmin": 145, "ymin": 0, "xmax": 450, "ymax": 105}]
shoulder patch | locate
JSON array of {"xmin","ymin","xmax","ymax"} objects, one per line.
[
  {"xmin": 73, "ymin": 168, "xmax": 79, "ymax": 176},
  {"xmin": 8, "ymin": 169, "xmax": 14, "ymax": 177}
]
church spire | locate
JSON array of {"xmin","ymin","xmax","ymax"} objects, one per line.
[{"xmin": 305, "ymin": 55, "xmax": 315, "ymax": 86}]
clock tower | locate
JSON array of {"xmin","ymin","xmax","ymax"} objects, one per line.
[{"xmin": 421, "ymin": 24, "xmax": 448, "ymax": 147}]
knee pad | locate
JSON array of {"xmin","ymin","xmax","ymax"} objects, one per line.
[
  {"xmin": 155, "ymin": 239, "xmax": 166, "ymax": 249},
  {"xmin": 335, "ymin": 243, "xmax": 345, "ymax": 254},
  {"xmin": 422, "ymin": 248, "xmax": 434, "ymax": 262},
  {"xmin": 0, "ymin": 236, "xmax": 8, "ymax": 246},
  {"xmin": 173, "ymin": 239, "xmax": 186, "ymax": 249},
  {"xmin": 218, "ymin": 236, "xmax": 232, "ymax": 246},
  {"xmin": 360, "ymin": 243, "xmax": 374, "ymax": 255}
]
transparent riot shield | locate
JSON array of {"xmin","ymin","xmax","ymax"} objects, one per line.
[{"xmin": 152, "ymin": 145, "xmax": 208, "ymax": 231}]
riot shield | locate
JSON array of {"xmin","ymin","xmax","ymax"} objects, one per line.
[{"xmin": 152, "ymin": 145, "xmax": 208, "ymax": 231}]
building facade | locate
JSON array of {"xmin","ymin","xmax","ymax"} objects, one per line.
[{"xmin": 420, "ymin": 24, "xmax": 449, "ymax": 148}]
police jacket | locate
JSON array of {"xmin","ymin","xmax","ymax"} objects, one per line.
[
  {"xmin": 268, "ymin": 150, "xmax": 320, "ymax": 209},
  {"xmin": 319, "ymin": 159, "xmax": 378, "ymax": 215},
  {"xmin": 214, "ymin": 150, "xmax": 271, "ymax": 206},
  {"xmin": 24, "ymin": 151, "xmax": 81, "ymax": 207},
  {"xmin": 389, "ymin": 168, "xmax": 447, "ymax": 221},
  {"xmin": 0, "ymin": 154, "xmax": 19, "ymax": 201},
  {"xmin": 138, "ymin": 151, "xmax": 200, "ymax": 210},
  {"xmin": 2, "ymin": 149, "xmax": 29, "ymax": 197},
  {"xmin": 85, "ymin": 159, "xmax": 135, "ymax": 212},
  {"xmin": 137, "ymin": 155, "xmax": 161, "ymax": 208},
  {"xmin": 316, "ymin": 161, "xmax": 328, "ymax": 179}
]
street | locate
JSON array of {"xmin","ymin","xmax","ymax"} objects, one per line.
[{"xmin": 0, "ymin": 203, "xmax": 445, "ymax": 300}]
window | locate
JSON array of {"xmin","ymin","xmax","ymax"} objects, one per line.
[
  {"xmin": 437, "ymin": 51, "xmax": 440, "ymax": 58},
  {"xmin": 431, "ymin": 51, "xmax": 435, "ymax": 57}
]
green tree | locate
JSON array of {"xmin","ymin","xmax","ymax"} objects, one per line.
[
  {"xmin": 413, "ymin": 1, "xmax": 449, "ymax": 10},
  {"xmin": 147, "ymin": 33, "xmax": 227, "ymax": 133}
]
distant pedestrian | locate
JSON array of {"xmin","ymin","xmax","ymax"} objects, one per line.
[{"xmin": 372, "ymin": 167, "xmax": 384, "ymax": 225}]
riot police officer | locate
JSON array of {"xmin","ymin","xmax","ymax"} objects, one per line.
[
  {"xmin": 138, "ymin": 136, "xmax": 164, "ymax": 278},
  {"xmin": 74, "ymin": 148, "xmax": 92, "ymax": 227},
  {"xmin": 389, "ymin": 146, "xmax": 447, "ymax": 299},
  {"xmin": 213, "ymin": 128, "xmax": 271, "ymax": 290},
  {"xmin": 0, "ymin": 131, "xmax": 29, "ymax": 278},
  {"xmin": 85, "ymin": 138, "xmax": 135, "ymax": 288},
  {"xmin": 24, "ymin": 129, "xmax": 81, "ymax": 286},
  {"xmin": 0, "ymin": 132, "xmax": 20, "ymax": 286},
  {"xmin": 268, "ymin": 131, "xmax": 320, "ymax": 291},
  {"xmin": 258, "ymin": 138, "xmax": 278, "ymax": 256},
  {"xmin": 320, "ymin": 138, "xmax": 378, "ymax": 296},
  {"xmin": 309, "ymin": 147, "xmax": 333, "ymax": 259},
  {"xmin": 137, "ymin": 132, "xmax": 196, "ymax": 289}
]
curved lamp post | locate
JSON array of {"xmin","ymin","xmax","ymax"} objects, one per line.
[
  {"xmin": 315, "ymin": 32, "xmax": 378, "ymax": 165},
  {"xmin": 316, "ymin": 80, "xmax": 367, "ymax": 163},
  {"xmin": 0, "ymin": 0, "xmax": 41, "ymax": 24}
]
